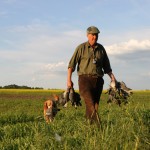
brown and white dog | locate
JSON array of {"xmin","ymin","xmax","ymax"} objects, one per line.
[
  {"xmin": 44, "ymin": 95, "xmax": 59, "ymax": 123},
  {"xmin": 44, "ymin": 90, "xmax": 82, "ymax": 123}
]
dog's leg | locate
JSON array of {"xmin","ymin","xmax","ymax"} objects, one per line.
[{"xmin": 44, "ymin": 102, "xmax": 48, "ymax": 120}]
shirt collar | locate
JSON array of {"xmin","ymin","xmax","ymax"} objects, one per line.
[{"xmin": 86, "ymin": 41, "xmax": 98, "ymax": 49}]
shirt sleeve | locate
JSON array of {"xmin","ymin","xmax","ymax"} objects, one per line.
[
  {"xmin": 102, "ymin": 48, "xmax": 112, "ymax": 74},
  {"xmin": 68, "ymin": 45, "xmax": 81, "ymax": 72}
]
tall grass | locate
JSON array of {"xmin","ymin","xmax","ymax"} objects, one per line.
[{"xmin": 0, "ymin": 90, "xmax": 149, "ymax": 150}]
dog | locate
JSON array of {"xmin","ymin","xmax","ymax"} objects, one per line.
[
  {"xmin": 43, "ymin": 95, "xmax": 59, "ymax": 123},
  {"xmin": 43, "ymin": 90, "xmax": 81, "ymax": 123},
  {"xmin": 58, "ymin": 88, "xmax": 82, "ymax": 108}
]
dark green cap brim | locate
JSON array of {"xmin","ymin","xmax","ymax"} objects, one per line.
[{"xmin": 87, "ymin": 26, "xmax": 100, "ymax": 34}]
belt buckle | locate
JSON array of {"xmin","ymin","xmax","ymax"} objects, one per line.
[{"xmin": 89, "ymin": 74, "xmax": 98, "ymax": 78}]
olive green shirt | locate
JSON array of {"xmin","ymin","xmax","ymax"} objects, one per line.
[{"xmin": 68, "ymin": 42, "xmax": 112, "ymax": 77}]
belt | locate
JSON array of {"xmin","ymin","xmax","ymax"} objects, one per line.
[{"xmin": 79, "ymin": 74, "xmax": 100, "ymax": 78}]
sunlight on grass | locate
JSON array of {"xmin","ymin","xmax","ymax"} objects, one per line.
[{"xmin": 0, "ymin": 90, "xmax": 150, "ymax": 149}]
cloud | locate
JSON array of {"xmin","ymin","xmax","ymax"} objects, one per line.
[
  {"xmin": 45, "ymin": 62, "xmax": 67, "ymax": 71},
  {"xmin": 0, "ymin": 24, "xmax": 86, "ymax": 64},
  {"xmin": 1, "ymin": 25, "xmax": 149, "ymax": 74},
  {"xmin": 32, "ymin": 62, "xmax": 68, "ymax": 78},
  {"xmin": 7, "ymin": 24, "xmax": 51, "ymax": 33},
  {"xmin": 105, "ymin": 39, "xmax": 150, "ymax": 55},
  {"xmin": 1, "ymin": 24, "xmax": 149, "ymax": 65},
  {"xmin": 0, "ymin": 23, "xmax": 150, "ymax": 89},
  {"xmin": 26, "ymin": 61, "xmax": 68, "ymax": 89}
]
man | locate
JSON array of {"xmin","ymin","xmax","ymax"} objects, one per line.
[{"xmin": 67, "ymin": 26, "xmax": 116, "ymax": 124}]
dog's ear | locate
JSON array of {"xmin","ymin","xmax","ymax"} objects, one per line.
[
  {"xmin": 44, "ymin": 101, "xmax": 48, "ymax": 110},
  {"xmin": 44, "ymin": 101, "xmax": 47, "ymax": 106},
  {"xmin": 44, "ymin": 101, "xmax": 48, "ymax": 117}
]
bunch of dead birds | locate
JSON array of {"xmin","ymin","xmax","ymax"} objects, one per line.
[{"xmin": 105, "ymin": 81, "xmax": 133, "ymax": 106}]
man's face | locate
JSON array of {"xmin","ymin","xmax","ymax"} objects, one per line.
[{"xmin": 87, "ymin": 33, "xmax": 98, "ymax": 46}]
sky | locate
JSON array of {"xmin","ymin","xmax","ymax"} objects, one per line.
[{"xmin": 0, "ymin": 0, "xmax": 150, "ymax": 90}]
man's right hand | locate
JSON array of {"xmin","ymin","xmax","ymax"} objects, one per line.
[{"xmin": 67, "ymin": 80, "xmax": 73, "ymax": 88}]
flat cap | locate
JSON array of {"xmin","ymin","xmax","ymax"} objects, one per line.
[{"xmin": 87, "ymin": 26, "xmax": 100, "ymax": 34}]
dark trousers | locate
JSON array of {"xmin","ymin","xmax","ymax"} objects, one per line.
[{"xmin": 78, "ymin": 75, "xmax": 104, "ymax": 123}]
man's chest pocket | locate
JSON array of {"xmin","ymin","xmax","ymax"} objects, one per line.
[{"xmin": 95, "ymin": 51, "xmax": 104, "ymax": 63}]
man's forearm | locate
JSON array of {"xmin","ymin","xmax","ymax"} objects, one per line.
[
  {"xmin": 67, "ymin": 68, "xmax": 73, "ymax": 87},
  {"xmin": 108, "ymin": 72, "xmax": 116, "ymax": 81}
]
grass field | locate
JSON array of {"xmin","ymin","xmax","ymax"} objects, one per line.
[{"xmin": 0, "ymin": 89, "xmax": 150, "ymax": 150}]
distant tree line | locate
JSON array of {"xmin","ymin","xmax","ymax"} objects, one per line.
[{"xmin": 0, "ymin": 84, "xmax": 43, "ymax": 89}]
